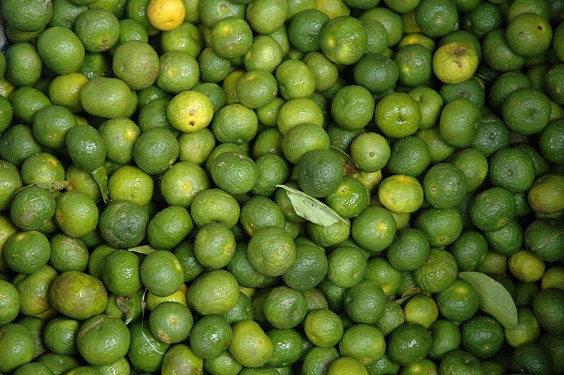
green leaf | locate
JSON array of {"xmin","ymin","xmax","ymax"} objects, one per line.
[
  {"xmin": 128, "ymin": 245, "xmax": 156, "ymax": 255},
  {"xmin": 116, "ymin": 292, "xmax": 144, "ymax": 325},
  {"xmin": 394, "ymin": 287, "xmax": 421, "ymax": 305},
  {"xmin": 36, "ymin": 181, "xmax": 70, "ymax": 192},
  {"xmin": 276, "ymin": 184, "xmax": 347, "ymax": 227},
  {"xmin": 90, "ymin": 166, "xmax": 109, "ymax": 204},
  {"xmin": 459, "ymin": 271, "xmax": 518, "ymax": 329}
]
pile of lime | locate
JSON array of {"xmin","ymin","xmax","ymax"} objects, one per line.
[{"xmin": 0, "ymin": 0, "xmax": 563, "ymax": 374}]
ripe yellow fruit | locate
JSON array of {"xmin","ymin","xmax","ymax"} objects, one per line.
[
  {"xmin": 432, "ymin": 42, "xmax": 479, "ymax": 84},
  {"xmin": 147, "ymin": 0, "xmax": 186, "ymax": 31}
]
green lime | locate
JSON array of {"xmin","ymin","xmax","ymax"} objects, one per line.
[
  {"xmin": 297, "ymin": 149, "xmax": 344, "ymax": 198},
  {"xmin": 228, "ymin": 322, "xmax": 274, "ymax": 369},
  {"xmin": 112, "ymin": 40, "xmax": 159, "ymax": 90},
  {"xmin": 211, "ymin": 17, "xmax": 253, "ymax": 59},
  {"xmin": 188, "ymin": 269, "xmax": 240, "ymax": 315},
  {"xmin": 447, "ymin": 148, "xmax": 488, "ymax": 193},
  {"xmin": 243, "ymin": 35, "xmax": 284, "ymax": 73},
  {"xmin": 4, "ymin": 230, "xmax": 50, "ymax": 274},
  {"xmin": 127, "ymin": 321, "xmax": 170, "ymax": 373},
  {"xmin": 227, "ymin": 242, "xmax": 279, "ymax": 289},
  {"xmin": 352, "ymin": 206, "xmax": 397, "ymax": 253},
  {"xmin": 156, "ymin": 50, "xmax": 200, "ymax": 94},
  {"xmin": 246, "ymin": 0, "xmax": 287, "ymax": 33},
  {"xmin": 5, "ymin": 42, "xmax": 43, "ymax": 87},
  {"xmin": 539, "ymin": 119, "xmax": 564, "ymax": 165},
  {"xmin": 428, "ymin": 319, "xmax": 461, "ymax": 360},
  {"xmin": 506, "ymin": 13, "xmax": 553, "ymax": 58},
  {"xmin": 275, "ymin": 59, "xmax": 316, "ymax": 100},
  {"xmin": 210, "ymin": 151, "xmax": 258, "ymax": 195},
  {"xmin": 378, "ymin": 174, "xmax": 424, "ymax": 214},
  {"xmin": 331, "ymin": 85, "xmax": 375, "ymax": 130},
  {"xmin": 37, "ymin": 26, "xmax": 85, "ymax": 75},
  {"xmin": 326, "ymin": 176, "xmax": 370, "ymax": 219},
  {"xmin": 0, "ymin": 323, "xmax": 37, "ymax": 373},
  {"xmin": 350, "ymin": 132, "xmax": 390, "ymax": 172},
  {"xmin": 354, "ymin": 53, "xmax": 398, "ymax": 94},
  {"xmin": 387, "ymin": 135, "xmax": 432, "ymax": 177},
  {"xmin": 539, "ymin": 332, "xmax": 564, "ymax": 374},
  {"xmin": 49, "ymin": 233, "xmax": 90, "ymax": 273},
  {"xmin": 387, "ymin": 323, "xmax": 432, "ymax": 366},
  {"xmin": 404, "ymin": 294, "xmax": 439, "ymax": 328},
  {"xmin": 49, "ymin": 271, "xmax": 108, "ymax": 320},
  {"xmin": 140, "ymin": 250, "xmax": 184, "ymax": 297},
  {"xmin": 484, "ymin": 220, "xmax": 523, "ymax": 256},
  {"xmin": 73, "ymin": 8, "xmax": 120, "ymax": 52},
  {"xmin": 472, "ymin": 114, "xmax": 510, "ymax": 158},
  {"xmin": 304, "ymin": 308, "xmax": 344, "ymax": 348},
  {"xmin": 178, "ymin": 128, "xmax": 216, "ymax": 166},
  {"xmin": 0, "ymin": 280, "xmax": 20, "ymax": 325},
  {"xmin": 132, "ymin": 127, "xmax": 179, "ymax": 175},
  {"xmin": 448, "ymin": 230, "xmax": 487, "ymax": 272},
  {"xmin": 344, "ymin": 279, "xmax": 387, "ymax": 324},
  {"xmin": 203, "ymin": 350, "xmax": 243, "ymax": 375},
  {"xmin": 423, "ymin": 163, "xmax": 468, "ymax": 209},
  {"xmin": 224, "ymin": 291, "xmax": 255, "ymax": 324},
  {"xmin": 375, "ymin": 299, "xmax": 405, "ymax": 336},
  {"xmin": 436, "ymin": 279, "xmax": 480, "ymax": 322},
  {"xmin": 190, "ymin": 188, "xmax": 240, "ymax": 229},
  {"xmin": 76, "ymin": 314, "xmax": 130, "ymax": 366},
  {"xmin": 189, "ymin": 315, "xmax": 232, "ymax": 359},
  {"xmin": 461, "ymin": 316, "xmax": 504, "ymax": 359},
  {"xmin": 263, "ymin": 286, "xmax": 308, "ymax": 329},
  {"xmin": 173, "ymin": 240, "xmax": 205, "ymax": 283},
  {"xmin": 394, "ymin": 44, "xmax": 433, "ymax": 87},
  {"xmin": 160, "ymin": 161, "xmax": 210, "ymax": 209},
  {"xmin": 251, "ymin": 153, "xmax": 290, "ymax": 197},
  {"xmin": 470, "ymin": 187, "xmax": 516, "ymax": 232},
  {"xmin": 36, "ymin": 352, "xmax": 80, "ymax": 374},
  {"xmin": 533, "ymin": 288, "xmax": 564, "ymax": 335},
  {"xmin": 266, "ymin": 328, "xmax": 303, "ymax": 367},
  {"xmin": 319, "ymin": 16, "xmax": 367, "ymax": 65},
  {"xmin": 462, "ymin": 2, "xmax": 504, "ymax": 38},
  {"xmin": 32, "ymin": 104, "xmax": 78, "ymax": 150},
  {"xmin": 98, "ymin": 200, "xmax": 148, "ymax": 249},
  {"xmin": 439, "ymin": 350, "xmax": 482, "ymax": 375},
  {"xmin": 277, "ymin": 97, "xmax": 323, "ymax": 135},
  {"xmin": 415, "ymin": 0, "xmax": 459, "ymax": 38},
  {"xmin": 194, "ymin": 222, "xmax": 236, "ymax": 269},
  {"xmin": 236, "ymin": 69, "xmax": 278, "ymax": 110},
  {"xmin": 108, "ymin": 165, "xmax": 154, "ymax": 207},
  {"xmin": 413, "ymin": 248, "xmax": 458, "ymax": 293},
  {"xmin": 439, "ymin": 98, "xmax": 481, "ymax": 148},
  {"xmin": 11, "ymin": 362, "xmax": 54, "ymax": 375},
  {"xmin": 148, "ymin": 206, "xmax": 193, "ymax": 251},
  {"xmin": 504, "ymin": 306, "xmax": 541, "ymax": 348},
  {"xmin": 0, "ymin": 124, "xmax": 43, "ymax": 167},
  {"xmin": 248, "ymin": 226, "xmax": 296, "ymax": 277},
  {"xmin": 101, "ymin": 249, "xmax": 142, "ymax": 296},
  {"xmin": 502, "ymin": 88, "xmax": 551, "ymax": 136},
  {"xmin": 327, "ymin": 246, "xmax": 367, "ymax": 288},
  {"xmin": 387, "ymin": 228, "xmax": 430, "ymax": 272},
  {"xmin": 339, "ymin": 324, "xmax": 385, "ymax": 366},
  {"xmin": 80, "ymin": 77, "xmax": 131, "ymax": 118},
  {"xmin": 211, "ymin": 103, "xmax": 258, "ymax": 144},
  {"xmin": 510, "ymin": 342, "xmax": 554, "ymax": 375},
  {"xmin": 525, "ymin": 219, "xmax": 564, "ymax": 262},
  {"xmin": 13, "ymin": 265, "xmax": 57, "ymax": 317},
  {"xmin": 10, "ymin": 186, "xmax": 56, "ymax": 232},
  {"xmin": 375, "ymin": 92, "xmax": 421, "ymax": 138}
]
